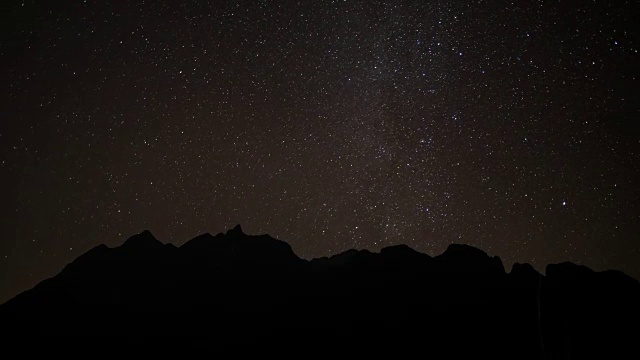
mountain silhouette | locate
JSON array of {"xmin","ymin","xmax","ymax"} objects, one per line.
[{"xmin": 1, "ymin": 226, "xmax": 638, "ymax": 358}]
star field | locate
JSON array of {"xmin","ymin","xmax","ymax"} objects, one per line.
[{"xmin": 1, "ymin": 0, "xmax": 639, "ymax": 302}]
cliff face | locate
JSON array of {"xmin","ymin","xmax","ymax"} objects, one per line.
[{"xmin": 2, "ymin": 226, "xmax": 638, "ymax": 359}]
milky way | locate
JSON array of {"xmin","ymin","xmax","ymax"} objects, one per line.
[{"xmin": 2, "ymin": 0, "xmax": 639, "ymax": 302}]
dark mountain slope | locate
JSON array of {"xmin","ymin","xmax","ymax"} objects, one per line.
[{"xmin": 1, "ymin": 226, "xmax": 638, "ymax": 358}]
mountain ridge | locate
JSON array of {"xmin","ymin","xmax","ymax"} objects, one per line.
[
  {"xmin": 28, "ymin": 226, "xmax": 634, "ymax": 279},
  {"xmin": 1, "ymin": 225, "xmax": 638, "ymax": 358}
]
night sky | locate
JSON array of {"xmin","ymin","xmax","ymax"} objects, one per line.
[{"xmin": 2, "ymin": 0, "xmax": 639, "ymax": 303}]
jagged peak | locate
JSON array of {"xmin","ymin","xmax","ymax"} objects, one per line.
[
  {"xmin": 177, "ymin": 227, "xmax": 300, "ymax": 266},
  {"xmin": 120, "ymin": 230, "xmax": 162, "ymax": 249},
  {"xmin": 442, "ymin": 243, "xmax": 490, "ymax": 258},
  {"xmin": 187, "ymin": 232, "xmax": 216, "ymax": 241},
  {"xmin": 437, "ymin": 243, "xmax": 505, "ymax": 274},
  {"xmin": 226, "ymin": 224, "xmax": 244, "ymax": 236},
  {"xmin": 178, "ymin": 233, "xmax": 218, "ymax": 252},
  {"xmin": 381, "ymin": 244, "xmax": 420, "ymax": 255}
]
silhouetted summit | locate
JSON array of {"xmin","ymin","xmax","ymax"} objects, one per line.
[
  {"xmin": 436, "ymin": 243, "xmax": 506, "ymax": 274},
  {"xmin": 122, "ymin": 229, "xmax": 159, "ymax": 247},
  {"xmin": 1, "ymin": 226, "xmax": 638, "ymax": 358},
  {"xmin": 179, "ymin": 225, "xmax": 302, "ymax": 267},
  {"xmin": 226, "ymin": 223, "xmax": 244, "ymax": 236}
]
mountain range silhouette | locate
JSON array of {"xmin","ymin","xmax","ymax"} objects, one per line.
[{"xmin": 1, "ymin": 225, "xmax": 638, "ymax": 358}]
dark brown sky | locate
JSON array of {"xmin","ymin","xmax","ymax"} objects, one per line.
[{"xmin": 2, "ymin": 0, "xmax": 639, "ymax": 303}]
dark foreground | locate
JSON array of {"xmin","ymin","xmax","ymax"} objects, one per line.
[{"xmin": 1, "ymin": 226, "xmax": 638, "ymax": 358}]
